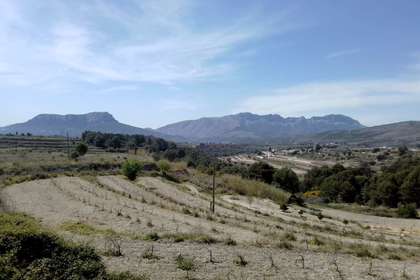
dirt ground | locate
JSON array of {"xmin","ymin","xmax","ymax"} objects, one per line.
[{"xmin": 2, "ymin": 176, "xmax": 420, "ymax": 279}]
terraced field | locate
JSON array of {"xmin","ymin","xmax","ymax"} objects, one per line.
[{"xmin": 2, "ymin": 176, "xmax": 420, "ymax": 279}]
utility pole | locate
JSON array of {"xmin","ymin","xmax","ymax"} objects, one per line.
[
  {"xmin": 211, "ymin": 165, "xmax": 216, "ymax": 213},
  {"xmin": 66, "ymin": 132, "xmax": 70, "ymax": 159}
]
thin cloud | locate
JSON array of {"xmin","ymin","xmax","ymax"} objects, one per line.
[
  {"xmin": 326, "ymin": 48, "xmax": 360, "ymax": 59},
  {"xmin": 0, "ymin": 0, "xmax": 300, "ymax": 86},
  {"xmin": 236, "ymin": 79, "xmax": 420, "ymax": 118}
]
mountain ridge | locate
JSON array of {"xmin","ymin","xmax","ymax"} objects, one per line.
[
  {"xmin": 157, "ymin": 112, "xmax": 364, "ymax": 143},
  {"xmin": 2, "ymin": 112, "xmax": 419, "ymax": 146},
  {"xmin": 0, "ymin": 112, "xmax": 165, "ymax": 138},
  {"xmin": 300, "ymin": 121, "xmax": 420, "ymax": 147}
]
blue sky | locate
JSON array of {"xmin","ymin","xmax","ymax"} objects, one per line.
[{"xmin": 1, "ymin": 0, "xmax": 420, "ymax": 128}]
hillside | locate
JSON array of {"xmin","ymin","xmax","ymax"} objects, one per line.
[
  {"xmin": 302, "ymin": 121, "xmax": 420, "ymax": 147},
  {"xmin": 0, "ymin": 112, "xmax": 167, "ymax": 139},
  {"xmin": 157, "ymin": 112, "xmax": 364, "ymax": 143}
]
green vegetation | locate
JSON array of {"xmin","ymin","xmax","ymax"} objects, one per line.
[
  {"xmin": 175, "ymin": 254, "xmax": 195, "ymax": 271},
  {"xmin": 82, "ymin": 131, "xmax": 173, "ymax": 153},
  {"xmin": 75, "ymin": 142, "xmax": 88, "ymax": 156},
  {"xmin": 397, "ymin": 203, "xmax": 418, "ymax": 218},
  {"xmin": 273, "ymin": 167, "xmax": 300, "ymax": 193},
  {"xmin": 157, "ymin": 160, "xmax": 170, "ymax": 175},
  {"xmin": 248, "ymin": 162, "xmax": 275, "ymax": 184},
  {"xmin": 121, "ymin": 160, "xmax": 143, "ymax": 181},
  {"xmin": 60, "ymin": 221, "xmax": 117, "ymax": 236},
  {"xmin": 0, "ymin": 213, "xmax": 144, "ymax": 280},
  {"xmin": 218, "ymin": 174, "xmax": 289, "ymax": 206},
  {"xmin": 303, "ymin": 155, "xmax": 420, "ymax": 216}
]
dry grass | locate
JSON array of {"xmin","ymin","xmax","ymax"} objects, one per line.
[{"xmin": 218, "ymin": 174, "xmax": 289, "ymax": 206}]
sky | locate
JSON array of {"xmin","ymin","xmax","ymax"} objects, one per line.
[{"xmin": 1, "ymin": 0, "xmax": 420, "ymax": 128}]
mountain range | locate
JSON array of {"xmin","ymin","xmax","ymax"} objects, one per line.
[
  {"xmin": 157, "ymin": 112, "xmax": 364, "ymax": 143},
  {"xmin": 1, "ymin": 112, "xmax": 419, "ymax": 146},
  {"xmin": 0, "ymin": 112, "xmax": 162, "ymax": 138}
]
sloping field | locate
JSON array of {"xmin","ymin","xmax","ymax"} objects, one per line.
[{"xmin": 2, "ymin": 176, "xmax": 420, "ymax": 279}]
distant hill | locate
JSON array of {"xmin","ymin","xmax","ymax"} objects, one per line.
[
  {"xmin": 157, "ymin": 112, "xmax": 364, "ymax": 143},
  {"xmin": 300, "ymin": 121, "xmax": 420, "ymax": 147},
  {"xmin": 0, "ymin": 112, "xmax": 167, "ymax": 138}
]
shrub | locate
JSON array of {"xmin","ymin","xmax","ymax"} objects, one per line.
[
  {"xmin": 122, "ymin": 160, "xmax": 143, "ymax": 181},
  {"xmin": 157, "ymin": 160, "xmax": 171, "ymax": 175},
  {"xmin": 70, "ymin": 151, "xmax": 79, "ymax": 160},
  {"xmin": 0, "ymin": 213, "xmax": 107, "ymax": 280},
  {"xmin": 282, "ymin": 232, "xmax": 296, "ymax": 242},
  {"xmin": 397, "ymin": 203, "xmax": 418, "ymax": 219},
  {"xmin": 277, "ymin": 241, "xmax": 293, "ymax": 250},
  {"xmin": 144, "ymin": 232, "xmax": 160, "ymax": 241},
  {"xmin": 224, "ymin": 237, "xmax": 237, "ymax": 246},
  {"xmin": 75, "ymin": 143, "xmax": 88, "ymax": 156},
  {"xmin": 234, "ymin": 254, "xmax": 248, "ymax": 266},
  {"xmin": 175, "ymin": 254, "xmax": 195, "ymax": 271}
]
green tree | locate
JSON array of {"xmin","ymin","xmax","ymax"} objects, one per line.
[
  {"xmin": 121, "ymin": 160, "xmax": 143, "ymax": 181},
  {"xmin": 75, "ymin": 143, "xmax": 88, "ymax": 156},
  {"xmin": 400, "ymin": 166, "xmax": 420, "ymax": 206},
  {"xmin": 273, "ymin": 168, "xmax": 300, "ymax": 193},
  {"xmin": 370, "ymin": 176, "xmax": 400, "ymax": 207},
  {"xmin": 248, "ymin": 162, "xmax": 275, "ymax": 184}
]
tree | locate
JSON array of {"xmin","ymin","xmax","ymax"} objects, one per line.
[
  {"xmin": 273, "ymin": 168, "xmax": 300, "ymax": 193},
  {"xmin": 75, "ymin": 143, "xmax": 88, "ymax": 156},
  {"xmin": 248, "ymin": 162, "xmax": 275, "ymax": 184},
  {"xmin": 369, "ymin": 175, "xmax": 400, "ymax": 207},
  {"xmin": 400, "ymin": 166, "xmax": 420, "ymax": 206},
  {"xmin": 121, "ymin": 160, "xmax": 143, "ymax": 181},
  {"xmin": 398, "ymin": 145, "xmax": 409, "ymax": 156}
]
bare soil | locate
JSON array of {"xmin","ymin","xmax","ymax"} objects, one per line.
[{"xmin": 2, "ymin": 176, "xmax": 420, "ymax": 279}]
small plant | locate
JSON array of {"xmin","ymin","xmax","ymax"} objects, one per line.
[
  {"xmin": 282, "ymin": 231, "xmax": 297, "ymax": 241},
  {"xmin": 183, "ymin": 208, "xmax": 192, "ymax": 215},
  {"xmin": 280, "ymin": 204, "xmax": 288, "ymax": 211},
  {"xmin": 142, "ymin": 246, "xmax": 160, "ymax": 260},
  {"xmin": 121, "ymin": 160, "xmax": 143, "ymax": 181},
  {"xmin": 144, "ymin": 232, "xmax": 160, "ymax": 241},
  {"xmin": 317, "ymin": 212, "xmax": 324, "ymax": 220},
  {"xmin": 224, "ymin": 237, "xmax": 237, "ymax": 246},
  {"xmin": 234, "ymin": 254, "xmax": 248, "ymax": 266},
  {"xmin": 104, "ymin": 235, "xmax": 123, "ymax": 256},
  {"xmin": 277, "ymin": 241, "xmax": 293, "ymax": 250},
  {"xmin": 350, "ymin": 244, "xmax": 375, "ymax": 258},
  {"xmin": 175, "ymin": 254, "xmax": 195, "ymax": 271},
  {"xmin": 70, "ymin": 151, "xmax": 79, "ymax": 160},
  {"xmin": 397, "ymin": 203, "xmax": 418, "ymax": 219},
  {"xmin": 309, "ymin": 236, "xmax": 324, "ymax": 246}
]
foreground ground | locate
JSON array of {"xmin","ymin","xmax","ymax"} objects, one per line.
[{"xmin": 2, "ymin": 175, "xmax": 420, "ymax": 279}]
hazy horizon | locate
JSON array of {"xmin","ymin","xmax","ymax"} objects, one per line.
[{"xmin": 1, "ymin": 0, "xmax": 420, "ymax": 128}]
